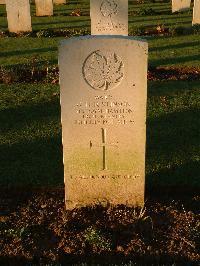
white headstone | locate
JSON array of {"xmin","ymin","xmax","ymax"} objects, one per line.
[
  {"xmin": 172, "ymin": 0, "xmax": 191, "ymax": 13},
  {"xmin": 59, "ymin": 36, "xmax": 148, "ymax": 210},
  {"xmin": 53, "ymin": 0, "xmax": 66, "ymax": 4},
  {"xmin": 90, "ymin": 0, "xmax": 128, "ymax": 35},
  {"xmin": 193, "ymin": 0, "xmax": 200, "ymax": 24},
  {"xmin": 5, "ymin": 0, "xmax": 32, "ymax": 33},
  {"xmin": 35, "ymin": 0, "xmax": 53, "ymax": 17}
]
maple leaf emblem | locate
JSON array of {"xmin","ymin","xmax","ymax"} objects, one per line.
[
  {"xmin": 83, "ymin": 50, "xmax": 124, "ymax": 91},
  {"xmin": 100, "ymin": 0, "xmax": 118, "ymax": 18}
]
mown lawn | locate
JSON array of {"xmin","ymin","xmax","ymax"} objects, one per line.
[
  {"xmin": 0, "ymin": 80, "xmax": 199, "ymax": 190},
  {"xmin": 0, "ymin": 34, "xmax": 200, "ymax": 67},
  {"xmin": 0, "ymin": 0, "xmax": 199, "ymax": 191}
]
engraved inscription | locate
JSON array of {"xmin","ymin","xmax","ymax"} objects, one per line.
[
  {"xmin": 74, "ymin": 95, "xmax": 135, "ymax": 126},
  {"xmin": 95, "ymin": 0, "xmax": 126, "ymax": 32},
  {"xmin": 70, "ymin": 174, "xmax": 140, "ymax": 179},
  {"xmin": 83, "ymin": 50, "xmax": 124, "ymax": 91},
  {"xmin": 90, "ymin": 128, "xmax": 118, "ymax": 170},
  {"xmin": 96, "ymin": 20, "xmax": 126, "ymax": 32}
]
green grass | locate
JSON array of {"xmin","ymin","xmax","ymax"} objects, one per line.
[
  {"xmin": 0, "ymin": 81, "xmax": 199, "ymax": 189},
  {"xmin": 147, "ymin": 81, "xmax": 200, "ymax": 190},
  {"xmin": 0, "ymin": 83, "xmax": 63, "ymax": 186},
  {"xmin": 0, "ymin": 38, "xmax": 61, "ymax": 66},
  {"xmin": 148, "ymin": 35, "xmax": 200, "ymax": 67},
  {"xmin": 0, "ymin": 34, "xmax": 200, "ymax": 67}
]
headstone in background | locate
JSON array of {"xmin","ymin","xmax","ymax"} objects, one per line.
[
  {"xmin": 53, "ymin": 0, "xmax": 66, "ymax": 4},
  {"xmin": 59, "ymin": 36, "xmax": 148, "ymax": 210},
  {"xmin": 0, "ymin": 0, "xmax": 5, "ymax": 4},
  {"xmin": 192, "ymin": 0, "xmax": 200, "ymax": 24},
  {"xmin": 35, "ymin": 0, "xmax": 53, "ymax": 16},
  {"xmin": 90, "ymin": 0, "xmax": 128, "ymax": 35},
  {"xmin": 172, "ymin": 0, "xmax": 191, "ymax": 13},
  {"xmin": 5, "ymin": 0, "xmax": 32, "ymax": 33}
]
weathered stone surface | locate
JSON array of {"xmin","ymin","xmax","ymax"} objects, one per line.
[
  {"xmin": 0, "ymin": 0, "xmax": 5, "ymax": 4},
  {"xmin": 90, "ymin": 0, "xmax": 128, "ymax": 35},
  {"xmin": 35, "ymin": 0, "xmax": 53, "ymax": 17},
  {"xmin": 59, "ymin": 36, "xmax": 148, "ymax": 209},
  {"xmin": 172, "ymin": 0, "xmax": 191, "ymax": 13},
  {"xmin": 53, "ymin": 0, "xmax": 66, "ymax": 4},
  {"xmin": 193, "ymin": 0, "xmax": 200, "ymax": 24},
  {"xmin": 5, "ymin": 0, "xmax": 32, "ymax": 33}
]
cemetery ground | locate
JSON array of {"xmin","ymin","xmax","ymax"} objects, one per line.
[{"xmin": 0, "ymin": 0, "xmax": 200, "ymax": 265}]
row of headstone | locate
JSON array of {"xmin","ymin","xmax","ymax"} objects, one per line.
[
  {"xmin": 172, "ymin": 0, "xmax": 191, "ymax": 13},
  {"xmin": 35, "ymin": 0, "xmax": 53, "ymax": 17},
  {"xmin": 4, "ymin": 0, "xmax": 66, "ymax": 33},
  {"xmin": 4, "ymin": 0, "xmax": 200, "ymax": 33},
  {"xmin": 1, "ymin": 0, "xmax": 65, "ymax": 5},
  {"xmin": 59, "ymin": 0, "xmax": 147, "ymax": 209},
  {"xmin": 53, "ymin": 0, "xmax": 66, "ymax": 4},
  {"xmin": 31, "ymin": 0, "xmax": 66, "ymax": 4},
  {"xmin": 172, "ymin": 0, "xmax": 199, "ymax": 25},
  {"xmin": 34, "ymin": 0, "xmax": 67, "ymax": 17},
  {"xmin": 193, "ymin": 0, "xmax": 200, "ymax": 25},
  {"xmin": 6, "ymin": 0, "xmax": 32, "ymax": 33},
  {"xmin": 91, "ymin": 0, "xmax": 128, "ymax": 36}
]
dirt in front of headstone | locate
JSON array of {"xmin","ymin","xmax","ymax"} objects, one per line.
[{"xmin": 0, "ymin": 189, "xmax": 199, "ymax": 265}]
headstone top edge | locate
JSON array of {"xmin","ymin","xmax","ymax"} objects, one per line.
[{"xmin": 59, "ymin": 35, "xmax": 148, "ymax": 47}]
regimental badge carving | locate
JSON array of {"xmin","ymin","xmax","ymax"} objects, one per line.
[
  {"xmin": 82, "ymin": 50, "xmax": 124, "ymax": 91},
  {"xmin": 100, "ymin": 0, "xmax": 118, "ymax": 18}
]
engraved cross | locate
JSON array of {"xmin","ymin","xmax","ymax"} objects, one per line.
[{"xmin": 90, "ymin": 128, "xmax": 118, "ymax": 170}]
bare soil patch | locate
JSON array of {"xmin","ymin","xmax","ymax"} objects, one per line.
[{"xmin": 0, "ymin": 189, "xmax": 199, "ymax": 265}]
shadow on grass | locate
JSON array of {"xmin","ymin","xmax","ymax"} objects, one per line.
[
  {"xmin": 32, "ymin": 18, "xmax": 89, "ymax": 27},
  {"xmin": 129, "ymin": 14, "xmax": 191, "ymax": 23},
  {"xmin": 146, "ymin": 160, "xmax": 200, "ymax": 196},
  {"xmin": 150, "ymin": 54, "xmax": 200, "ymax": 66},
  {"xmin": 0, "ymin": 85, "xmax": 199, "ymax": 193},
  {"xmin": 0, "ymin": 99, "xmax": 60, "ymax": 133},
  {"xmin": 49, "ymin": 24, "xmax": 90, "ymax": 30},
  {"xmin": 150, "ymin": 40, "xmax": 200, "ymax": 52},
  {"xmin": 146, "ymin": 108, "xmax": 200, "ymax": 194},
  {"xmin": 148, "ymin": 80, "xmax": 200, "ymax": 96},
  {"xmin": 68, "ymin": 0, "xmax": 89, "ymax": 4},
  {"xmin": 147, "ymin": 108, "xmax": 199, "ymax": 153},
  {"xmin": 0, "ymin": 134, "xmax": 63, "ymax": 187},
  {"xmin": 0, "ymin": 23, "xmax": 7, "ymax": 29},
  {"xmin": 0, "ymin": 110, "xmax": 199, "ymax": 194},
  {"xmin": 0, "ymin": 98, "xmax": 63, "ymax": 187},
  {"xmin": 0, "ymin": 47, "xmax": 57, "ymax": 58}
]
